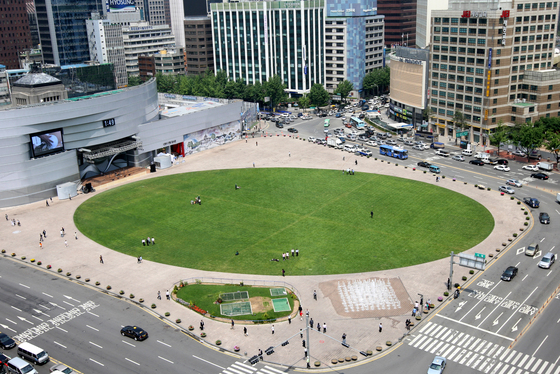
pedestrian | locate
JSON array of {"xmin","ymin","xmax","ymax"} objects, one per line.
[
  {"xmin": 166, "ymin": 290, "xmax": 170, "ymax": 300},
  {"xmin": 60, "ymin": 230, "xmax": 64, "ymax": 237},
  {"xmin": 142, "ymin": 239, "xmax": 146, "ymax": 246},
  {"xmin": 146, "ymin": 237, "xmax": 150, "ymax": 246},
  {"xmin": 302, "ymin": 339, "xmax": 306, "ymax": 348},
  {"xmin": 298, "ymin": 305, "xmax": 302, "ymax": 313},
  {"xmin": 420, "ymin": 296, "xmax": 424, "ymax": 308},
  {"xmin": 253, "ymin": 162, "xmax": 255, "ymax": 167},
  {"xmin": 282, "ymin": 252, "xmax": 285, "ymax": 260},
  {"xmin": 62, "ymin": 227, "xmax": 65, "ymax": 234},
  {"xmin": 309, "ymin": 318, "xmax": 313, "ymax": 328},
  {"xmin": 415, "ymin": 301, "xmax": 419, "ymax": 309},
  {"xmin": 412, "ymin": 307, "xmax": 417, "ymax": 317},
  {"xmin": 17, "ymin": 220, "xmax": 20, "ymax": 226},
  {"xmin": 342, "ymin": 333, "xmax": 347, "ymax": 344},
  {"xmin": 300, "ymin": 310, "xmax": 303, "ymax": 320},
  {"xmin": 258, "ymin": 349, "xmax": 263, "ymax": 360},
  {"xmin": 300, "ymin": 329, "xmax": 303, "ymax": 338},
  {"xmin": 317, "ymin": 322, "xmax": 320, "ymax": 331},
  {"xmin": 291, "ymin": 249, "xmax": 294, "ymax": 257},
  {"xmin": 289, "ymin": 151, "xmax": 291, "ymax": 157},
  {"xmin": 46, "ymin": 200, "xmax": 49, "ymax": 206},
  {"xmin": 256, "ymin": 142, "xmax": 258, "ymax": 146},
  {"xmin": 137, "ymin": 256, "xmax": 142, "ymax": 263},
  {"xmin": 231, "ymin": 319, "xmax": 235, "ymax": 329},
  {"xmin": 295, "ymin": 249, "xmax": 299, "ymax": 257},
  {"xmin": 288, "ymin": 316, "xmax": 291, "ymax": 324},
  {"xmin": 379, "ymin": 323, "xmax": 383, "ymax": 332},
  {"xmin": 427, "ymin": 299, "xmax": 431, "ymax": 310},
  {"xmin": 200, "ymin": 320, "xmax": 204, "ymax": 330},
  {"xmin": 157, "ymin": 291, "xmax": 161, "ymax": 300},
  {"xmin": 244, "ymin": 326, "xmax": 248, "ymax": 336},
  {"xmin": 282, "ymin": 269, "xmax": 285, "ymax": 277},
  {"xmin": 64, "ymin": 240, "xmax": 68, "ymax": 247},
  {"xmin": 75, "ymin": 232, "xmax": 78, "ymax": 240},
  {"xmin": 343, "ymin": 156, "xmax": 345, "ymax": 161},
  {"xmin": 323, "ymin": 323, "xmax": 327, "ymax": 333},
  {"xmin": 271, "ymin": 325, "xmax": 274, "ymax": 334},
  {"xmin": 99, "ymin": 255, "xmax": 104, "ymax": 264},
  {"xmin": 151, "ymin": 237, "xmax": 155, "ymax": 245},
  {"xmin": 304, "ymin": 347, "xmax": 307, "ymax": 357},
  {"xmin": 40, "ymin": 234, "xmax": 43, "ymax": 242},
  {"xmin": 43, "ymin": 230, "xmax": 47, "ymax": 238},
  {"xmin": 355, "ymin": 160, "xmax": 358, "ymax": 166},
  {"xmin": 313, "ymin": 290, "xmax": 317, "ymax": 300},
  {"xmin": 286, "ymin": 251, "xmax": 289, "ymax": 260},
  {"xmin": 39, "ymin": 242, "xmax": 42, "ymax": 249},
  {"xmin": 371, "ymin": 211, "xmax": 374, "ymax": 218},
  {"xmin": 4, "ymin": 214, "xmax": 7, "ymax": 220}
]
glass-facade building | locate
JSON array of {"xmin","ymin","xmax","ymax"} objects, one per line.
[
  {"xmin": 211, "ymin": 0, "xmax": 325, "ymax": 94},
  {"xmin": 35, "ymin": 0, "xmax": 105, "ymax": 66}
]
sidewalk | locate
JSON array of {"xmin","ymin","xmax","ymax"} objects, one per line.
[{"xmin": 0, "ymin": 136, "xmax": 524, "ymax": 370}]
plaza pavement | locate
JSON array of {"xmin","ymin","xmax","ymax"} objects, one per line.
[{"xmin": 0, "ymin": 135, "xmax": 525, "ymax": 371}]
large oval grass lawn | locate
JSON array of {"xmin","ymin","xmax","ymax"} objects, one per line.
[{"xmin": 74, "ymin": 168, "xmax": 494, "ymax": 275}]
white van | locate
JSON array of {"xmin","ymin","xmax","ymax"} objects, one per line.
[
  {"xmin": 6, "ymin": 357, "xmax": 38, "ymax": 374},
  {"xmin": 462, "ymin": 149, "xmax": 473, "ymax": 156},
  {"xmin": 17, "ymin": 343, "xmax": 49, "ymax": 365}
]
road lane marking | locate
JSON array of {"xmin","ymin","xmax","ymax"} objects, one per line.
[
  {"xmin": 532, "ymin": 335, "xmax": 548, "ymax": 357},
  {"xmin": 522, "ymin": 274, "xmax": 529, "ymax": 281},
  {"xmin": 231, "ymin": 363, "xmax": 254, "ymax": 373},
  {"xmin": 86, "ymin": 325, "xmax": 99, "ymax": 331},
  {"xmin": 53, "ymin": 341, "xmax": 67, "ymax": 349},
  {"xmin": 31, "ymin": 315, "xmax": 43, "ymax": 322},
  {"xmin": 5, "ymin": 318, "xmax": 17, "ymax": 325},
  {"xmin": 496, "ymin": 286, "xmax": 538, "ymax": 333},
  {"xmin": 89, "ymin": 358, "xmax": 104, "ymax": 366},
  {"xmin": 510, "ymin": 352, "xmax": 524, "ymax": 365},
  {"xmin": 56, "ymin": 327, "xmax": 67, "ymax": 333},
  {"xmin": 42, "ymin": 292, "xmax": 53, "ymax": 298},
  {"xmin": 87, "ymin": 311, "xmax": 99, "ymax": 317},
  {"xmin": 15, "ymin": 294, "xmax": 26, "ymax": 299},
  {"xmin": 19, "ymin": 283, "xmax": 30, "ymax": 288},
  {"xmin": 125, "ymin": 358, "xmax": 140, "ymax": 365},
  {"xmin": 11, "ymin": 306, "xmax": 22, "ymax": 312},
  {"xmin": 157, "ymin": 340, "xmax": 171, "ymax": 347},
  {"xmin": 460, "ymin": 280, "xmax": 504, "ymax": 321},
  {"xmin": 436, "ymin": 314, "xmax": 514, "ymax": 341},
  {"xmin": 524, "ymin": 356, "xmax": 536, "ymax": 370},
  {"xmin": 63, "ymin": 295, "xmax": 81, "ymax": 302},
  {"xmin": 517, "ymin": 354, "xmax": 530, "ymax": 367},
  {"xmin": 89, "ymin": 341, "xmax": 102, "ymax": 349},
  {"xmin": 192, "ymin": 355, "xmax": 224, "ymax": 369},
  {"xmin": 158, "ymin": 356, "xmax": 174, "ymax": 364},
  {"xmin": 62, "ymin": 301, "xmax": 74, "ymax": 307},
  {"xmin": 121, "ymin": 340, "xmax": 135, "ymax": 347},
  {"xmin": 412, "ymin": 335, "xmax": 428, "ymax": 348}
]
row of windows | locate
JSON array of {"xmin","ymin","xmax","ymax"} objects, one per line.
[
  {"xmin": 433, "ymin": 27, "xmax": 486, "ymax": 35},
  {"xmin": 516, "ymin": 2, "xmax": 556, "ymax": 9},
  {"xmin": 431, "ymin": 75, "xmax": 484, "ymax": 85},
  {"xmin": 433, "ymin": 17, "xmax": 486, "ymax": 25},
  {"xmin": 515, "ymin": 14, "xmax": 554, "ymax": 22}
]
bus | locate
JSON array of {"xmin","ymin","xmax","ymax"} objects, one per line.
[
  {"xmin": 324, "ymin": 119, "xmax": 330, "ymax": 127},
  {"xmin": 379, "ymin": 144, "xmax": 408, "ymax": 160},
  {"xmin": 350, "ymin": 117, "xmax": 366, "ymax": 129}
]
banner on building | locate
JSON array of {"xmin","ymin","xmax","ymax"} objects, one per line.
[{"xmin": 108, "ymin": 0, "xmax": 136, "ymax": 12}]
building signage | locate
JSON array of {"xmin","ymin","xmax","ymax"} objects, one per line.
[
  {"xmin": 501, "ymin": 10, "xmax": 510, "ymax": 18},
  {"xmin": 462, "ymin": 11, "xmax": 487, "ymax": 18},
  {"xmin": 488, "ymin": 48, "xmax": 492, "ymax": 68},
  {"xmin": 102, "ymin": 118, "xmax": 116, "ymax": 127},
  {"xmin": 163, "ymin": 139, "xmax": 177, "ymax": 146},
  {"xmin": 502, "ymin": 20, "xmax": 508, "ymax": 45},
  {"xmin": 399, "ymin": 57, "xmax": 422, "ymax": 65},
  {"xmin": 281, "ymin": 2, "xmax": 300, "ymax": 9},
  {"xmin": 182, "ymin": 95, "xmax": 197, "ymax": 101},
  {"xmin": 108, "ymin": 0, "xmax": 135, "ymax": 12},
  {"xmin": 486, "ymin": 70, "xmax": 491, "ymax": 97}
]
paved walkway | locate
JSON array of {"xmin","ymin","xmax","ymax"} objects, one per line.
[{"xmin": 1, "ymin": 136, "xmax": 524, "ymax": 370}]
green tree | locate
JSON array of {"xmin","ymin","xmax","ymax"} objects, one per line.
[
  {"xmin": 334, "ymin": 80, "xmax": 354, "ymax": 103},
  {"xmin": 488, "ymin": 121, "xmax": 509, "ymax": 155},
  {"xmin": 297, "ymin": 94, "xmax": 310, "ymax": 110},
  {"xmin": 264, "ymin": 75, "xmax": 287, "ymax": 111},
  {"xmin": 127, "ymin": 75, "xmax": 142, "ymax": 87},
  {"xmin": 452, "ymin": 111, "xmax": 467, "ymax": 144},
  {"xmin": 544, "ymin": 130, "xmax": 560, "ymax": 163},
  {"xmin": 513, "ymin": 122, "xmax": 544, "ymax": 162},
  {"xmin": 224, "ymin": 79, "xmax": 246, "ymax": 99},
  {"xmin": 362, "ymin": 67, "xmax": 390, "ymax": 96},
  {"xmin": 308, "ymin": 83, "xmax": 330, "ymax": 107},
  {"xmin": 156, "ymin": 73, "xmax": 179, "ymax": 93},
  {"xmin": 422, "ymin": 107, "xmax": 435, "ymax": 123}
]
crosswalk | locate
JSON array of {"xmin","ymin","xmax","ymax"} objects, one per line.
[
  {"xmin": 221, "ymin": 361, "xmax": 285, "ymax": 374},
  {"xmin": 408, "ymin": 322, "xmax": 560, "ymax": 374}
]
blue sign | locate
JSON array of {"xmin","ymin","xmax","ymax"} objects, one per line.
[
  {"xmin": 488, "ymin": 48, "xmax": 492, "ymax": 68},
  {"xmin": 108, "ymin": 0, "xmax": 136, "ymax": 12}
]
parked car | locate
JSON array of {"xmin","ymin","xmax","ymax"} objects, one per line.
[
  {"xmin": 501, "ymin": 266, "xmax": 518, "ymax": 281},
  {"xmin": 523, "ymin": 197, "xmax": 540, "ymax": 208},
  {"xmin": 538, "ymin": 252, "xmax": 555, "ymax": 269},
  {"xmin": 498, "ymin": 185, "xmax": 515, "ymax": 194},
  {"xmin": 0, "ymin": 333, "xmax": 16, "ymax": 350},
  {"xmin": 417, "ymin": 161, "xmax": 431, "ymax": 168},
  {"xmin": 531, "ymin": 172, "xmax": 549, "ymax": 180},
  {"xmin": 287, "ymin": 128, "xmax": 298, "ymax": 133},
  {"xmin": 512, "ymin": 150, "xmax": 526, "ymax": 157},
  {"xmin": 506, "ymin": 179, "xmax": 522, "ymax": 187},
  {"xmin": 308, "ymin": 136, "xmax": 316, "ymax": 143},
  {"xmin": 469, "ymin": 159, "xmax": 484, "ymax": 166},
  {"xmin": 275, "ymin": 123, "xmax": 284, "ymax": 128},
  {"xmin": 522, "ymin": 164, "xmax": 539, "ymax": 171},
  {"xmin": 494, "ymin": 165, "xmax": 510, "ymax": 172},
  {"xmin": 451, "ymin": 155, "xmax": 465, "ymax": 162},
  {"xmin": 49, "ymin": 363, "xmax": 74, "ymax": 373},
  {"xmin": 427, "ymin": 356, "xmax": 447, "ymax": 374},
  {"xmin": 120, "ymin": 326, "xmax": 148, "ymax": 341},
  {"xmin": 539, "ymin": 212, "xmax": 550, "ymax": 224}
]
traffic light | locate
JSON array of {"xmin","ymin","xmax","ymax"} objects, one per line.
[
  {"xmin": 281, "ymin": 341, "xmax": 289, "ymax": 347},
  {"xmin": 265, "ymin": 346, "xmax": 274, "ymax": 355},
  {"xmin": 248, "ymin": 355, "xmax": 259, "ymax": 365}
]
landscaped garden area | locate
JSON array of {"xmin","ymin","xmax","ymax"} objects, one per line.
[{"xmin": 74, "ymin": 168, "xmax": 494, "ymax": 275}]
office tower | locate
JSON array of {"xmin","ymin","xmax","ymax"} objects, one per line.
[
  {"xmin": 416, "ymin": 0, "xmax": 448, "ymax": 48},
  {"xmin": 377, "ymin": 0, "xmax": 416, "ymax": 48},
  {"xmin": 429, "ymin": 0, "xmax": 559, "ymax": 145},
  {"xmin": 0, "ymin": 0, "xmax": 31, "ymax": 69},
  {"xmin": 123, "ymin": 22, "xmax": 176, "ymax": 76},
  {"xmin": 169, "ymin": 0, "xmax": 185, "ymax": 47},
  {"xmin": 184, "ymin": 16, "xmax": 214, "ymax": 75}
]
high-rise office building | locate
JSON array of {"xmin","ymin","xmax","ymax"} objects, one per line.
[
  {"xmin": 377, "ymin": 0, "xmax": 416, "ymax": 48},
  {"xmin": 169, "ymin": 0, "xmax": 185, "ymax": 47},
  {"xmin": 35, "ymin": 0, "xmax": 105, "ymax": 66},
  {"xmin": 184, "ymin": 16, "xmax": 214, "ymax": 75},
  {"xmin": 416, "ymin": 0, "xmax": 448, "ymax": 48},
  {"xmin": 211, "ymin": 0, "xmax": 325, "ymax": 94},
  {"xmin": 25, "ymin": 0, "xmax": 40, "ymax": 49},
  {"xmin": 0, "ymin": 0, "xmax": 31, "ymax": 69},
  {"xmin": 429, "ymin": 0, "xmax": 559, "ymax": 145}
]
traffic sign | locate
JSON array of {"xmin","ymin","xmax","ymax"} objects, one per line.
[
  {"xmin": 456, "ymin": 131, "xmax": 469, "ymax": 137},
  {"xmin": 475, "ymin": 253, "xmax": 486, "ymax": 259}
]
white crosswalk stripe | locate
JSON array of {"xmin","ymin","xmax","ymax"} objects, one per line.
[
  {"xmin": 407, "ymin": 322, "xmax": 557, "ymax": 374},
  {"xmin": 231, "ymin": 363, "xmax": 256, "ymax": 374},
  {"xmin": 260, "ymin": 366, "xmax": 284, "ymax": 374}
]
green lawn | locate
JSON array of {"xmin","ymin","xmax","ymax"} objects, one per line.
[
  {"xmin": 175, "ymin": 284, "xmax": 294, "ymax": 321},
  {"xmin": 74, "ymin": 168, "xmax": 494, "ymax": 275}
]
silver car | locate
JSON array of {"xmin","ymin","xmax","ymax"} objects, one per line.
[
  {"xmin": 506, "ymin": 179, "xmax": 522, "ymax": 187},
  {"xmin": 427, "ymin": 356, "xmax": 447, "ymax": 374},
  {"xmin": 452, "ymin": 155, "xmax": 465, "ymax": 162},
  {"xmin": 538, "ymin": 253, "xmax": 555, "ymax": 269}
]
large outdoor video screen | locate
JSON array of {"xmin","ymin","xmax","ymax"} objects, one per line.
[{"xmin": 30, "ymin": 129, "xmax": 65, "ymax": 158}]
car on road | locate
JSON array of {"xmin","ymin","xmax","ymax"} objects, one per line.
[
  {"xmin": 512, "ymin": 150, "xmax": 526, "ymax": 157},
  {"xmin": 50, "ymin": 364, "xmax": 74, "ymax": 373},
  {"xmin": 404, "ymin": 140, "xmax": 414, "ymax": 146},
  {"xmin": 494, "ymin": 165, "xmax": 510, "ymax": 172},
  {"xmin": 427, "ymin": 356, "xmax": 447, "ymax": 374},
  {"xmin": 308, "ymin": 136, "xmax": 316, "ymax": 143},
  {"xmin": 275, "ymin": 123, "xmax": 284, "ymax": 128},
  {"xmin": 386, "ymin": 139, "xmax": 397, "ymax": 145},
  {"xmin": 287, "ymin": 128, "xmax": 298, "ymax": 133},
  {"xmin": 531, "ymin": 172, "xmax": 549, "ymax": 180},
  {"xmin": 0, "ymin": 333, "xmax": 16, "ymax": 350},
  {"xmin": 435, "ymin": 150, "xmax": 450, "ymax": 157},
  {"xmin": 345, "ymin": 123, "xmax": 352, "ymax": 128},
  {"xmin": 501, "ymin": 266, "xmax": 518, "ymax": 281},
  {"xmin": 485, "ymin": 158, "xmax": 498, "ymax": 165},
  {"xmin": 366, "ymin": 140, "xmax": 378, "ymax": 147},
  {"xmin": 120, "ymin": 326, "xmax": 148, "ymax": 341},
  {"xmin": 498, "ymin": 185, "xmax": 515, "ymax": 194},
  {"xmin": 506, "ymin": 179, "xmax": 522, "ymax": 187},
  {"xmin": 522, "ymin": 164, "xmax": 539, "ymax": 171},
  {"xmin": 526, "ymin": 243, "xmax": 539, "ymax": 256},
  {"xmin": 451, "ymin": 155, "xmax": 465, "ymax": 162},
  {"xmin": 356, "ymin": 149, "xmax": 372, "ymax": 157},
  {"xmin": 538, "ymin": 252, "xmax": 556, "ymax": 269},
  {"xmin": 523, "ymin": 197, "xmax": 540, "ymax": 208},
  {"xmin": 494, "ymin": 159, "xmax": 509, "ymax": 165},
  {"xmin": 412, "ymin": 144, "xmax": 425, "ymax": 151},
  {"xmin": 357, "ymin": 135, "xmax": 368, "ymax": 142},
  {"xmin": 469, "ymin": 159, "xmax": 484, "ymax": 166},
  {"xmin": 539, "ymin": 212, "xmax": 550, "ymax": 224},
  {"xmin": 417, "ymin": 161, "xmax": 431, "ymax": 168}
]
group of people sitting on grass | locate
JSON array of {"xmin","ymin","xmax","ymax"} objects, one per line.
[{"xmin": 191, "ymin": 196, "xmax": 201, "ymax": 205}]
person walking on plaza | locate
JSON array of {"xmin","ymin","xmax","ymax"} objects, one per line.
[
  {"xmin": 99, "ymin": 255, "xmax": 104, "ymax": 264},
  {"xmin": 282, "ymin": 269, "xmax": 285, "ymax": 277},
  {"xmin": 379, "ymin": 323, "xmax": 383, "ymax": 333},
  {"xmin": 244, "ymin": 326, "xmax": 248, "ymax": 336},
  {"xmin": 271, "ymin": 325, "xmax": 275, "ymax": 334},
  {"xmin": 157, "ymin": 291, "xmax": 161, "ymax": 300},
  {"xmin": 342, "ymin": 333, "xmax": 347, "ymax": 344},
  {"xmin": 313, "ymin": 290, "xmax": 317, "ymax": 300},
  {"xmin": 75, "ymin": 232, "xmax": 78, "ymax": 240},
  {"xmin": 200, "ymin": 320, "xmax": 204, "ymax": 330},
  {"xmin": 231, "ymin": 319, "xmax": 235, "ymax": 329},
  {"xmin": 64, "ymin": 240, "xmax": 68, "ymax": 247},
  {"xmin": 371, "ymin": 211, "xmax": 374, "ymax": 218},
  {"xmin": 166, "ymin": 290, "xmax": 170, "ymax": 300},
  {"xmin": 323, "ymin": 323, "xmax": 327, "ymax": 333}
]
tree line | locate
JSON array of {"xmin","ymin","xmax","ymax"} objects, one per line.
[{"xmin": 128, "ymin": 67, "xmax": 390, "ymax": 109}]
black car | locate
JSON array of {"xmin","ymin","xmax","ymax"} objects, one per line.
[
  {"xmin": 0, "ymin": 333, "xmax": 16, "ymax": 349},
  {"xmin": 417, "ymin": 161, "xmax": 431, "ymax": 168},
  {"xmin": 275, "ymin": 123, "xmax": 284, "ymax": 129},
  {"xmin": 287, "ymin": 128, "xmax": 298, "ymax": 133},
  {"xmin": 501, "ymin": 266, "xmax": 518, "ymax": 281},
  {"xmin": 495, "ymin": 159, "xmax": 509, "ymax": 165},
  {"xmin": 539, "ymin": 212, "xmax": 550, "ymax": 224},
  {"xmin": 469, "ymin": 159, "xmax": 485, "ymax": 166},
  {"xmin": 523, "ymin": 197, "xmax": 540, "ymax": 208},
  {"xmin": 531, "ymin": 172, "xmax": 549, "ymax": 180},
  {"xmin": 120, "ymin": 326, "xmax": 148, "ymax": 341},
  {"xmin": 0, "ymin": 353, "xmax": 10, "ymax": 367}
]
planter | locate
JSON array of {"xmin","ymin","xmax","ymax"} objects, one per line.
[
  {"xmin": 37, "ymin": 261, "xmax": 42, "ymax": 265},
  {"xmin": 76, "ymin": 275, "xmax": 81, "ymax": 279},
  {"xmin": 464, "ymin": 182, "xmax": 467, "ymax": 184},
  {"xmin": 314, "ymin": 361, "xmax": 321, "ymax": 367},
  {"xmin": 21, "ymin": 256, "xmax": 26, "ymax": 260},
  {"xmin": 351, "ymin": 356, "xmax": 358, "ymax": 361},
  {"xmin": 234, "ymin": 346, "xmax": 240, "ymax": 352},
  {"xmin": 139, "ymin": 298, "xmax": 144, "ymax": 303},
  {"xmin": 119, "ymin": 290, "xmax": 124, "ymax": 295},
  {"xmin": 58, "ymin": 268, "xmax": 62, "ymax": 273},
  {"xmin": 524, "ymin": 222, "xmax": 529, "ymax": 226},
  {"xmin": 437, "ymin": 296, "xmax": 443, "ymax": 302},
  {"xmin": 151, "ymin": 303, "xmax": 157, "ymax": 309},
  {"xmin": 517, "ymin": 201, "xmax": 521, "ymax": 204},
  {"xmin": 386, "ymin": 341, "xmax": 392, "ymax": 346},
  {"xmin": 520, "ymin": 228, "xmax": 524, "ymax": 231},
  {"xmin": 338, "ymin": 358, "xmax": 345, "ymax": 363},
  {"xmin": 30, "ymin": 259, "xmax": 35, "ymax": 262},
  {"xmin": 443, "ymin": 291, "xmax": 449, "ymax": 296},
  {"xmin": 188, "ymin": 325, "xmax": 194, "ymax": 331},
  {"xmin": 511, "ymin": 196, "xmax": 515, "ymax": 200},
  {"xmin": 201, "ymin": 332, "xmax": 207, "ymax": 338},
  {"xmin": 11, "ymin": 253, "xmax": 15, "ymax": 257},
  {"xmin": 1, "ymin": 249, "xmax": 4, "ymax": 253},
  {"xmin": 489, "ymin": 254, "xmax": 494, "ymax": 258},
  {"xmin": 416, "ymin": 315, "xmax": 422, "ymax": 320},
  {"xmin": 176, "ymin": 319, "xmax": 181, "ymax": 324},
  {"xmin": 496, "ymin": 248, "xmax": 501, "ymax": 252},
  {"xmin": 165, "ymin": 312, "xmax": 170, "ymax": 317},
  {"xmin": 129, "ymin": 294, "xmax": 135, "ymax": 299},
  {"xmin": 469, "ymin": 270, "xmax": 474, "ymax": 274},
  {"xmin": 513, "ymin": 233, "xmax": 518, "ymax": 237},
  {"xmin": 526, "ymin": 217, "xmax": 530, "ymax": 220},
  {"xmin": 85, "ymin": 278, "xmax": 90, "ymax": 282},
  {"xmin": 95, "ymin": 281, "xmax": 100, "ymax": 285},
  {"xmin": 376, "ymin": 346, "xmax": 383, "ymax": 351},
  {"xmin": 106, "ymin": 285, "xmax": 111, "ymax": 290},
  {"xmin": 462, "ymin": 276, "xmax": 467, "ymax": 281},
  {"xmin": 66, "ymin": 272, "xmax": 71, "ymax": 276},
  {"xmin": 216, "ymin": 340, "xmax": 222, "ymax": 345},
  {"xmin": 413, "ymin": 168, "xmax": 416, "ymax": 171}
]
